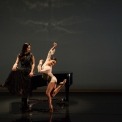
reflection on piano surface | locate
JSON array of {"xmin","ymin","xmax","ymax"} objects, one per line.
[{"xmin": 31, "ymin": 73, "xmax": 73, "ymax": 101}]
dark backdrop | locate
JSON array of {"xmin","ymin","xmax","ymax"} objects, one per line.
[{"xmin": 0, "ymin": 0, "xmax": 122, "ymax": 91}]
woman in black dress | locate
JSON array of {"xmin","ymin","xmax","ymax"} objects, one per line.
[{"xmin": 4, "ymin": 43, "xmax": 35, "ymax": 111}]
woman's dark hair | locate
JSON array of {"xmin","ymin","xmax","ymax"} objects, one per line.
[
  {"xmin": 22, "ymin": 43, "xmax": 30, "ymax": 53},
  {"xmin": 19, "ymin": 43, "xmax": 31, "ymax": 58}
]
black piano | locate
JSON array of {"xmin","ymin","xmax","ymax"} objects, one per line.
[{"xmin": 31, "ymin": 73, "xmax": 73, "ymax": 102}]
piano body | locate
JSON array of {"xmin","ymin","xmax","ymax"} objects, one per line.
[{"xmin": 31, "ymin": 73, "xmax": 73, "ymax": 101}]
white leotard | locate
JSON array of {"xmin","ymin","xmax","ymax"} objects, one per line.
[{"xmin": 41, "ymin": 65, "xmax": 57, "ymax": 83}]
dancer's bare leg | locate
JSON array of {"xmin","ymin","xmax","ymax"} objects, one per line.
[
  {"xmin": 46, "ymin": 82, "xmax": 56, "ymax": 112},
  {"xmin": 51, "ymin": 79, "xmax": 67, "ymax": 97}
]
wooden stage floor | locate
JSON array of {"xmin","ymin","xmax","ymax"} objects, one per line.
[{"xmin": 0, "ymin": 91, "xmax": 122, "ymax": 122}]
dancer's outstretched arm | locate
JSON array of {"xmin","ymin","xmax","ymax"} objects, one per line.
[
  {"xmin": 46, "ymin": 42, "xmax": 57, "ymax": 62},
  {"xmin": 37, "ymin": 42, "xmax": 57, "ymax": 73}
]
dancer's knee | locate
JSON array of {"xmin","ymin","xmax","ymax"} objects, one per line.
[{"xmin": 46, "ymin": 91, "xmax": 50, "ymax": 97}]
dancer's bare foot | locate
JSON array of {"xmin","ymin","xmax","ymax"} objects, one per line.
[
  {"xmin": 51, "ymin": 79, "xmax": 67, "ymax": 97},
  {"xmin": 49, "ymin": 105, "xmax": 53, "ymax": 113},
  {"xmin": 59, "ymin": 79, "xmax": 67, "ymax": 85}
]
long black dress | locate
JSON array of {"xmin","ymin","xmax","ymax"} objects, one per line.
[{"xmin": 4, "ymin": 52, "xmax": 33, "ymax": 110}]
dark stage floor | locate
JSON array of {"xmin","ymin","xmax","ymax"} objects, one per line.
[{"xmin": 0, "ymin": 92, "xmax": 122, "ymax": 122}]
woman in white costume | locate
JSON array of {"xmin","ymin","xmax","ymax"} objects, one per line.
[{"xmin": 37, "ymin": 42, "xmax": 66, "ymax": 112}]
